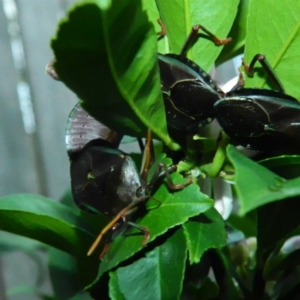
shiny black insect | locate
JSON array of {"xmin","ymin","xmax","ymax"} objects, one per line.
[
  {"xmin": 66, "ymin": 103, "xmax": 123, "ymax": 213},
  {"xmin": 214, "ymin": 54, "xmax": 300, "ymax": 153},
  {"xmin": 66, "ymin": 103, "xmax": 189, "ymax": 258},
  {"xmin": 158, "ymin": 24, "xmax": 231, "ymax": 140}
]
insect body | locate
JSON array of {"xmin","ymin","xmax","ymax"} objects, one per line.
[
  {"xmin": 214, "ymin": 54, "xmax": 300, "ymax": 153},
  {"xmin": 158, "ymin": 53, "xmax": 223, "ymax": 133},
  {"xmin": 66, "ymin": 103, "xmax": 149, "ymax": 255},
  {"xmin": 158, "ymin": 25, "xmax": 230, "ymax": 137},
  {"xmin": 70, "ymin": 139, "xmax": 144, "ymax": 216},
  {"xmin": 214, "ymin": 89, "xmax": 300, "ymax": 152},
  {"xmin": 66, "ymin": 103, "xmax": 189, "ymax": 258}
]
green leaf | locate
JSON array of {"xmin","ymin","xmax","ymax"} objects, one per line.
[
  {"xmin": 156, "ymin": 0, "xmax": 239, "ymax": 70},
  {"xmin": 52, "ymin": 0, "xmax": 178, "ymax": 149},
  {"xmin": 218, "ymin": 0, "xmax": 250, "ymax": 63},
  {"xmin": 147, "ymin": 153, "xmax": 171, "ymax": 185},
  {"xmin": 141, "ymin": 0, "xmax": 170, "ymax": 54},
  {"xmin": 141, "ymin": 0, "xmax": 168, "ymax": 52},
  {"xmin": 48, "ymin": 248, "xmax": 81, "ymax": 300},
  {"xmin": 70, "ymin": 292, "xmax": 93, "ymax": 300},
  {"xmin": 244, "ymin": 0, "xmax": 300, "ymax": 99},
  {"xmin": 183, "ymin": 207, "xmax": 227, "ymax": 264},
  {"xmin": 227, "ymin": 212, "xmax": 257, "ymax": 238},
  {"xmin": 109, "ymin": 272, "xmax": 124, "ymax": 300},
  {"xmin": 90, "ymin": 173, "xmax": 213, "ymax": 285},
  {"xmin": 0, "ymin": 231, "xmax": 43, "ymax": 252},
  {"xmin": 142, "ymin": 0, "xmax": 159, "ymax": 26},
  {"xmin": 227, "ymin": 145, "xmax": 300, "ymax": 214},
  {"xmin": 259, "ymin": 155, "xmax": 300, "ymax": 179},
  {"xmin": 59, "ymin": 189, "xmax": 81, "ymax": 216},
  {"xmin": 114, "ymin": 228, "xmax": 187, "ymax": 300},
  {"xmin": 0, "ymin": 194, "xmax": 95, "ymax": 257},
  {"xmin": 6, "ymin": 284, "xmax": 40, "ymax": 298}
]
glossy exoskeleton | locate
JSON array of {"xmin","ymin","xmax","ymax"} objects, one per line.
[
  {"xmin": 66, "ymin": 103, "xmax": 189, "ymax": 258},
  {"xmin": 214, "ymin": 54, "xmax": 300, "ymax": 153},
  {"xmin": 66, "ymin": 106, "xmax": 124, "ymax": 214},
  {"xmin": 158, "ymin": 25, "xmax": 231, "ymax": 136}
]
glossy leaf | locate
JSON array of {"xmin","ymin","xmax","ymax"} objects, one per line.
[
  {"xmin": 6, "ymin": 285, "xmax": 40, "ymax": 299},
  {"xmin": 259, "ymin": 155, "xmax": 300, "ymax": 179},
  {"xmin": 69, "ymin": 292, "xmax": 93, "ymax": 300},
  {"xmin": 142, "ymin": 0, "xmax": 159, "ymax": 26},
  {"xmin": 147, "ymin": 153, "xmax": 172, "ymax": 185},
  {"xmin": 0, "ymin": 194, "xmax": 95, "ymax": 257},
  {"xmin": 108, "ymin": 272, "xmax": 124, "ymax": 300},
  {"xmin": 52, "ymin": 0, "xmax": 179, "ymax": 150},
  {"xmin": 244, "ymin": 0, "xmax": 300, "ymax": 99},
  {"xmin": 141, "ymin": 0, "xmax": 169, "ymax": 53},
  {"xmin": 0, "ymin": 231, "xmax": 43, "ymax": 252},
  {"xmin": 227, "ymin": 212, "xmax": 257, "ymax": 238},
  {"xmin": 218, "ymin": 0, "xmax": 249, "ymax": 63},
  {"xmin": 183, "ymin": 207, "xmax": 227, "ymax": 264},
  {"xmin": 48, "ymin": 248, "xmax": 81, "ymax": 299},
  {"xmin": 89, "ymin": 172, "xmax": 213, "ymax": 285},
  {"xmin": 156, "ymin": 0, "xmax": 239, "ymax": 70},
  {"xmin": 114, "ymin": 228, "xmax": 187, "ymax": 300},
  {"xmin": 227, "ymin": 145, "xmax": 300, "ymax": 215},
  {"xmin": 61, "ymin": 190, "xmax": 109, "ymax": 236}
]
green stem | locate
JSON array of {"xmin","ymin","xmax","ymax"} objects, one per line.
[{"xmin": 200, "ymin": 132, "xmax": 229, "ymax": 177}]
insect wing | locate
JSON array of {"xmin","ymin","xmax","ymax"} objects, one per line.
[{"xmin": 66, "ymin": 102, "xmax": 121, "ymax": 154}]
